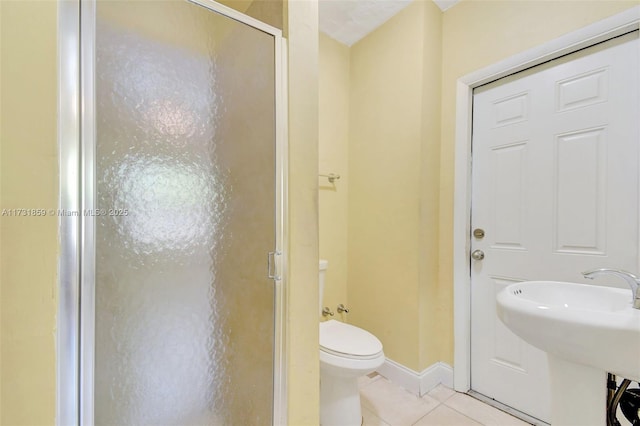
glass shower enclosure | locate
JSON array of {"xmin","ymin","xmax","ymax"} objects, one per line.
[{"xmin": 58, "ymin": 1, "xmax": 285, "ymax": 424}]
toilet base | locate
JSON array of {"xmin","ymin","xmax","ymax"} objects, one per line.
[{"xmin": 320, "ymin": 373, "xmax": 362, "ymax": 426}]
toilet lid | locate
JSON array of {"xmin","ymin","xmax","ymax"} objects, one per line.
[{"xmin": 319, "ymin": 320, "xmax": 383, "ymax": 358}]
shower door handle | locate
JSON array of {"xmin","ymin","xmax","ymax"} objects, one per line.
[{"xmin": 268, "ymin": 251, "xmax": 282, "ymax": 281}]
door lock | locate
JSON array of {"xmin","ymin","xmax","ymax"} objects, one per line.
[{"xmin": 473, "ymin": 228, "xmax": 485, "ymax": 239}]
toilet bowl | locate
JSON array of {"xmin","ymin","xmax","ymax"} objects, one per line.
[{"xmin": 319, "ymin": 260, "xmax": 385, "ymax": 426}]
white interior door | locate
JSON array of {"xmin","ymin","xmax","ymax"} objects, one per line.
[{"xmin": 470, "ymin": 31, "xmax": 639, "ymax": 423}]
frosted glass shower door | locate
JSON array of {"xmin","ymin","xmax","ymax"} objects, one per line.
[{"xmin": 85, "ymin": 1, "xmax": 281, "ymax": 424}]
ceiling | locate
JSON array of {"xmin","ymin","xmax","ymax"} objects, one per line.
[{"xmin": 319, "ymin": 0, "xmax": 460, "ymax": 46}]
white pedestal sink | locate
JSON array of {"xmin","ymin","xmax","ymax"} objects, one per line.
[{"xmin": 497, "ymin": 281, "xmax": 640, "ymax": 425}]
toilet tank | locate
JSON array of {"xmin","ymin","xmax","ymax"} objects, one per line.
[{"xmin": 319, "ymin": 259, "xmax": 328, "ymax": 316}]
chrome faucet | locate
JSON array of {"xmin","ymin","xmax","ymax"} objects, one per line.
[{"xmin": 582, "ymin": 268, "xmax": 640, "ymax": 309}]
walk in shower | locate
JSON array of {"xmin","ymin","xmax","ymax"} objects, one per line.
[{"xmin": 58, "ymin": 1, "xmax": 285, "ymax": 424}]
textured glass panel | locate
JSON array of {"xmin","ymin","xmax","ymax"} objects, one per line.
[{"xmin": 94, "ymin": 2, "xmax": 275, "ymax": 425}]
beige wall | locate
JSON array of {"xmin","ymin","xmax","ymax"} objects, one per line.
[
  {"xmin": 246, "ymin": 0, "xmax": 283, "ymax": 30},
  {"xmin": 348, "ymin": 0, "xmax": 443, "ymax": 372},
  {"xmin": 285, "ymin": 0, "xmax": 320, "ymax": 423},
  {"xmin": 438, "ymin": 0, "xmax": 640, "ymax": 365},
  {"xmin": 417, "ymin": 0, "xmax": 443, "ymax": 368},
  {"xmin": 319, "ymin": 33, "xmax": 350, "ymax": 320},
  {"xmin": 349, "ymin": 1, "xmax": 423, "ymax": 371},
  {"xmin": 0, "ymin": 1, "xmax": 59, "ymax": 425}
]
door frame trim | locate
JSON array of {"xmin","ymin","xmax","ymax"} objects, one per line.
[
  {"xmin": 57, "ymin": 1, "xmax": 288, "ymax": 424},
  {"xmin": 452, "ymin": 6, "xmax": 640, "ymax": 392}
]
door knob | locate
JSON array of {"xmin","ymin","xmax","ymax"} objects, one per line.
[{"xmin": 471, "ymin": 250, "xmax": 485, "ymax": 260}]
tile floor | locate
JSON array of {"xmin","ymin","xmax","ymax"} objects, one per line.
[{"xmin": 358, "ymin": 374, "xmax": 532, "ymax": 426}]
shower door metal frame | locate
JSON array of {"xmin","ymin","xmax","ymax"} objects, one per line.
[{"xmin": 57, "ymin": 1, "xmax": 288, "ymax": 424}]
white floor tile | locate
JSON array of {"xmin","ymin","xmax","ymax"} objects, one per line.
[
  {"xmin": 360, "ymin": 378, "xmax": 439, "ymax": 426},
  {"xmin": 426, "ymin": 384, "xmax": 457, "ymax": 403},
  {"xmin": 413, "ymin": 405, "xmax": 483, "ymax": 426},
  {"xmin": 363, "ymin": 407, "xmax": 392, "ymax": 426},
  {"xmin": 443, "ymin": 393, "xmax": 531, "ymax": 426}
]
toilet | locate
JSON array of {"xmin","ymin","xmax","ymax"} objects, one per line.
[{"xmin": 319, "ymin": 259, "xmax": 385, "ymax": 426}]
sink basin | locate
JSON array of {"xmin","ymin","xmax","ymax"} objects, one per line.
[{"xmin": 497, "ymin": 281, "xmax": 640, "ymax": 382}]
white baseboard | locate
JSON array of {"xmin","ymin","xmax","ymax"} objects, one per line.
[{"xmin": 376, "ymin": 358, "xmax": 453, "ymax": 397}]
